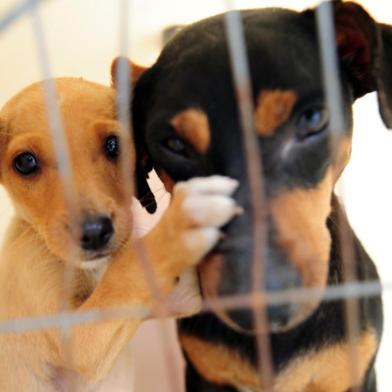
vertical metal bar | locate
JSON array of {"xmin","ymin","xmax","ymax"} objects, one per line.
[
  {"xmin": 116, "ymin": 0, "xmax": 134, "ymax": 212},
  {"xmin": 115, "ymin": 1, "xmax": 182, "ymax": 391},
  {"xmin": 224, "ymin": 4, "xmax": 274, "ymax": 390},
  {"xmin": 316, "ymin": 2, "xmax": 361, "ymax": 391},
  {"xmin": 30, "ymin": 2, "xmax": 77, "ymax": 390},
  {"xmin": 0, "ymin": 0, "xmax": 49, "ymax": 34},
  {"xmin": 316, "ymin": 1, "xmax": 345, "ymax": 136}
]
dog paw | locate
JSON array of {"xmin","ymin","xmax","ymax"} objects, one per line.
[
  {"xmin": 144, "ymin": 176, "xmax": 239, "ymax": 291},
  {"xmin": 170, "ymin": 176, "xmax": 240, "ymax": 264}
]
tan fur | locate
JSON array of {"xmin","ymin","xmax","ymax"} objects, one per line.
[
  {"xmin": 180, "ymin": 330, "xmax": 377, "ymax": 392},
  {"xmin": 268, "ymin": 133, "xmax": 353, "ymax": 329},
  {"xmin": 0, "ymin": 79, "xmax": 213, "ymax": 390},
  {"xmin": 110, "ymin": 57, "xmax": 148, "ymax": 87},
  {"xmin": 254, "ymin": 90, "xmax": 297, "ymax": 136},
  {"xmin": 269, "ymin": 169, "xmax": 333, "ymax": 328},
  {"xmin": 180, "ymin": 333, "xmax": 261, "ymax": 390},
  {"xmin": 198, "ymin": 254, "xmax": 223, "ymax": 298},
  {"xmin": 158, "ymin": 169, "xmax": 175, "ymax": 193},
  {"xmin": 170, "ymin": 108, "xmax": 211, "ymax": 154}
]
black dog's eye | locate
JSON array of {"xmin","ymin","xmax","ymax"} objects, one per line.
[
  {"xmin": 13, "ymin": 152, "xmax": 40, "ymax": 176},
  {"xmin": 104, "ymin": 135, "xmax": 119, "ymax": 160},
  {"xmin": 297, "ymin": 108, "xmax": 329, "ymax": 140},
  {"xmin": 163, "ymin": 136, "xmax": 188, "ymax": 156}
]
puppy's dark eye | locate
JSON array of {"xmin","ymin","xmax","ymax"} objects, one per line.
[
  {"xmin": 13, "ymin": 152, "xmax": 40, "ymax": 176},
  {"xmin": 104, "ymin": 136, "xmax": 119, "ymax": 160},
  {"xmin": 297, "ymin": 108, "xmax": 329, "ymax": 140},
  {"xmin": 163, "ymin": 136, "xmax": 187, "ymax": 156}
]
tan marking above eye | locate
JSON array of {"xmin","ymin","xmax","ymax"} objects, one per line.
[
  {"xmin": 180, "ymin": 329, "xmax": 378, "ymax": 392},
  {"xmin": 255, "ymin": 89, "xmax": 297, "ymax": 136},
  {"xmin": 170, "ymin": 108, "xmax": 211, "ymax": 154}
]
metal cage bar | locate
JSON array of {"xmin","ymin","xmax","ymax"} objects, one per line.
[
  {"xmin": 0, "ymin": 0, "xmax": 47, "ymax": 34},
  {"xmin": 30, "ymin": 1, "xmax": 80, "ymax": 389},
  {"xmin": 224, "ymin": 4, "xmax": 274, "ymax": 390},
  {"xmin": 115, "ymin": 1, "xmax": 183, "ymax": 390},
  {"xmin": 0, "ymin": 1, "xmax": 390, "ymax": 391},
  {"xmin": 316, "ymin": 2, "xmax": 362, "ymax": 390}
]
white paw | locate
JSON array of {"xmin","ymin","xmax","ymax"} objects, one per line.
[
  {"xmin": 173, "ymin": 176, "xmax": 240, "ymax": 261},
  {"xmin": 176, "ymin": 175, "xmax": 239, "ymax": 196},
  {"xmin": 175, "ymin": 176, "xmax": 240, "ymax": 228},
  {"xmin": 182, "ymin": 227, "xmax": 221, "ymax": 253}
]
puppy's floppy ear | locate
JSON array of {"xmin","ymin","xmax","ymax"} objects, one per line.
[
  {"xmin": 110, "ymin": 57, "xmax": 149, "ymax": 88},
  {"xmin": 135, "ymin": 154, "xmax": 157, "ymax": 214},
  {"xmin": 328, "ymin": 1, "xmax": 392, "ymax": 128}
]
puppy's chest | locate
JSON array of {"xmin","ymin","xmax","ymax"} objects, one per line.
[
  {"xmin": 53, "ymin": 344, "xmax": 134, "ymax": 391},
  {"xmin": 72, "ymin": 265, "xmax": 108, "ymax": 307}
]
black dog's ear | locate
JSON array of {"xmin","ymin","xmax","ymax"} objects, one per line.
[
  {"xmin": 131, "ymin": 65, "xmax": 160, "ymax": 214},
  {"xmin": 328, "ymin": 1, "xmax": 392, "ymax": 128},
  {"xmin": 110, "ymin": 57, "xmax": 157, "ymax": 213},
  {"xmin": 377, "ymin": 24, "xmax": 392, "ymax": 128},
  {"xmin": 135, "ymin": 154, "xmax": 157, "ymax": 214}
]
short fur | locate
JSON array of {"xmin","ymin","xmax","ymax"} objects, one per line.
[
  {"xmin": 0, "ymin": 78, "xmax": 238, "ymax": 391},
  {"xmin": 129, "ymin": 1, "xmax": 391, "ymax": 391}
]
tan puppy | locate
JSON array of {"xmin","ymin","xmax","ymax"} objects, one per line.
[{"xmin": 0, "ymin": 78, "xmax": 238, "ymax": 391}]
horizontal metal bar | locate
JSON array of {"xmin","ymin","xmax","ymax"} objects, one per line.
[
  {"xmin": 0, "ymin": 305, "xmax": 149, "ymax": 335},
  {"xmin": 202, "ymin": 280, "xmax": 384, "ymax": 313},
  {"xmin": 0, "ymin": 280, "xmax": 386, "ymax": 335}
]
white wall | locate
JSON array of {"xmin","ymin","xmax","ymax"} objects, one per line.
[{"xmin": 0, "ymin": 1, "xmax": 391, "ymax": 391}]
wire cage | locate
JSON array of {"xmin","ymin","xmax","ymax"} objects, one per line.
[{"xmin": 0, "ymin": 0, "xmax": 392, "ymax": 391}]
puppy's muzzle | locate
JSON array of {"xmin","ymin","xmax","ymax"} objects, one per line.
[
  {"xmin": 199, "ymin": 212, "xmax": 302, "ymax": 333},
  {"xmin": 80, "ymin": 215, "xmax": 114, "ymax": 252}
]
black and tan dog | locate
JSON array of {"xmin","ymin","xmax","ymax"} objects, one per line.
[{"xmin": 128, "ymin": 1, "xmax": 391, "ymax": 391}]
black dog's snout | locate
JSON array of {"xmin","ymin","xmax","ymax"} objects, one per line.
[
  {"xmin": 267, "ymin": 303, "xmax": 295, "ymax": 328},
  {"xmin": 81, "ymin": 216, "xmax": 114, "ymax": 251}
]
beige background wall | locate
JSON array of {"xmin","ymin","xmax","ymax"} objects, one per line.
[{"xmin": 0, "ymin": 1, "xmax": 391, "ymax": 391}]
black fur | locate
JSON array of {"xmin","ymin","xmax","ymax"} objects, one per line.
[{"xmin": 132, "ymin": 2, "xmax": 388, "ymax": 390}]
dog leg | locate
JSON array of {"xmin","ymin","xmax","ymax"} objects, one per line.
[{"xmin": 54, "ymin": 176, "xmax": 238, "ymax": 384}]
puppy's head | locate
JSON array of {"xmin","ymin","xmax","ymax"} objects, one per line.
[
  {"xmin": 132, "ymin": 1, "xmax": 392, "ymax": 332},
  {"xmin": 0, "ymin": 78, "xmax": 133, "ymax": 268}
]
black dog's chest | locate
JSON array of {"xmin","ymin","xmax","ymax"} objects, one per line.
[
  {"xmin": 181, "ymin": 320, "xmax": 379, "ymax": 392},
  {"xmin": 179, "ymin": 219, "xmax": 383, "ymax": 392}
]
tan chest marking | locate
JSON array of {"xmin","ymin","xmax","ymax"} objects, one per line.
[
  {"xmin": 180, "ymin": 334, "xmax": 262, "ymax": 390},
  {"xmin": 180, "ymin": 329, "xmax": 377, "ymax": 392},
  {"xmin": 170, "ymin": 108, "xmax": 211, "ymax": 154},
  {"xmin": 254, "ymin": 90, "xmax": 297, "ymax": 136}
]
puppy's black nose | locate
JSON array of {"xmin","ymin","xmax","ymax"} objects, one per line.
[{"xmin": 81, "ymin": 216, "xmax": 114, "ymax": 251}]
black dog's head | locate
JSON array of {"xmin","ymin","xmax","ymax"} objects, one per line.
[{"xmin": 130, "ymin": 1, "xmax": 392, "ymax": 332}]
